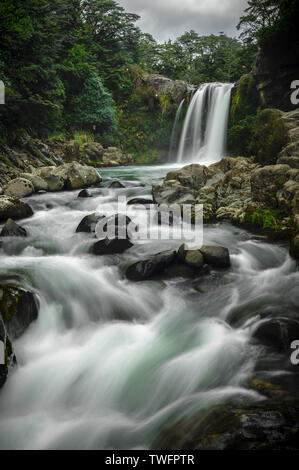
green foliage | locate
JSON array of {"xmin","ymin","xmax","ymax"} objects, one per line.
[
  {"xmin": 230, "ymin": 75, "xmax": 260, "ymax": 125},
  {"xmin": 227, "ymin": 74, "xmax": 260, "ymax": 156},
  {"xmin": 244, "ymin": 205, "xmax": 294, "ymax": 239},
  {"xmin": 66, "ymin": 71, "xmax": 115, "ymax": 133},
  {"xmin": 251, "ymin": 109, "xmax": 288, "ymax": 165}
]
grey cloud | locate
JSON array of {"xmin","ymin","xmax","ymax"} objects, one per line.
[{"xmin": 118, "ymin": 0, "xmax": 249, "ymax": 41}]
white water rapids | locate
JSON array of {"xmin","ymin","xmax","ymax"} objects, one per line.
[{"xmin": 0, "ymin": 165, "xmax": 298, "ymax": 450}]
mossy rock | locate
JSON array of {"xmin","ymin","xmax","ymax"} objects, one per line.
[
  {"xmin": 0, "ymin": 284, "xmax": 39, "ymax": 339},
  {"xmin": 252, "ymin": 109, "xmax": 288, "ymax": 165},
  {"xmin": 243, "ymin": 205, "xmax": 295, "ymax": 240}
]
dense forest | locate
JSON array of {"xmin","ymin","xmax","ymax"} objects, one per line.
[{"xmin": 0, "ymin": 0, "xmax": 298, "ymax": 160}]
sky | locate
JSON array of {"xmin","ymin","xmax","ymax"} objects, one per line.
[{"xmin": 117, "ymin": 0, "xmax": 249, "ymax": 42}]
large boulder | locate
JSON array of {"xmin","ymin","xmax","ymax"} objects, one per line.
[
  {"xmin": 76, "ymin": 213, "xmax": 104, "ymax": 233},
  {"xmin": 91, "ymin": 237, "xmax": 133, "ymax": 255},
  {"xmin": 250, "ymin": 164, "xmax": 291, "ymax": 205},
  {"xmin": 20, "ymin": 172, "xmax": 48, "ymax": 191},
  {"xmin": 83, "ymin": 142, "xmax": 104, "ymax": 161},
  {"xmin": 0, "ymin": 316, "xmax": 15, "ymax": 389},
  {"xmin": 135, "ymin": 74, "xmax": 190, "ymax": 106},
  {"xmin": 125, "ymin": 250, "xmax": 176, "ymax": 281},
  {"xmin": 44, "ymin": 174, "xmax": 65, "ymax": 192},
  {"xmin": 33, "ymin": 162, "xmax": 102, "ymax": 190},
  {"xmin": 251, "ymin": 318, "xmax": 299, "ymax": 353},
  {"xmin": 0, "ymin": 284, "xmax": 39, "ymax": 339},
  {"xmin": 0, "ymin": 195, "xmax": 33, "ymax": 221},
  {"xmin": 101, "ymin": 147, "xmax": 133, "ymax": 166},
  {"xmin": 4, "ymin": 177, "xmax": 34, "ymax": 198},
  {"xmin": 0, "ymin": 218, "xmax": 27, "ymax": 237},
  {"xmin": 199, "ymin": 245, "xmax": 231, "ymax": 268}
]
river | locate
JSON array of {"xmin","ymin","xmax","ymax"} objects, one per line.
[{"xmin": 0, "ymin": 165, "xmax": 298, "ymax": 450}]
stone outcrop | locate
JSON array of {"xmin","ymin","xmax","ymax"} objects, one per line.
[
  {"xmin": 153, "ymin": 157, "xmax": 259, "ymax": 223},
  {"xmin": 135, "ymin": 74, "xmax": 192, "ymax": 106},
  {"xmin": 0, "ymin": 195, "xmax": 33, "ymax": 222}
]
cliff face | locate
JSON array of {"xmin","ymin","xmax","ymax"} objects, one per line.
[{"xmin": 253, "ymin": 36, "xmax": 299, "ymax": 112}]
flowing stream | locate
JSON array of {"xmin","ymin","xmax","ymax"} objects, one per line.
[{"xmin": 0, "ymin": 165, "xmax": 298, "ymax": 450}]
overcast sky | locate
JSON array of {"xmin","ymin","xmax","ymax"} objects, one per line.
[{"xmin": 117, "ymin": 0, "xmax": 249, "ymax": 42}]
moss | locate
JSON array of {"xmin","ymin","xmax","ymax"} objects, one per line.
[
  {"xmin": 0, "ymin": 153, "xmax": 15, "ymax": 168},
  {"xmin": 230, "ymin": 74, "xmax": 260, "ymax": 126},
  {"xmin": 251, "ymin": 109, "xmax": 288, "ymax": 165},
  {"xmin": 244, "ymin": 205, "xmax": 295, "ymax": 239}
]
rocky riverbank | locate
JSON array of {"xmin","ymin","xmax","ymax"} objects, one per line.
[
  {"xmin": 153, "ymin": 109, "xmax": 299, "ymax": 259},
  {"xmin": 0, "ymin": 130, "xmax": 133, "ymax": 188}
]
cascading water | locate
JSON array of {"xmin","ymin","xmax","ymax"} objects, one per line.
[
  {"xmin": 168, "ymin": 99, "xmax": 185, "ymax": 161},
  {"xmin": 0, "ymin": 165, "xmax": 298, "ymax": 450},
  {"xmin": 176, "ymin": 83, "xmax": 233, "ymax": 164}
]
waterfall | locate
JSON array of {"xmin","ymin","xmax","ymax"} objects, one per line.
[
  {"xmin": 168, "ymin": 99, "xmax": 185, "ymax": 161},
  {"xmin": 176, "ymin": 83, "xmax": 233, "ymax": 165}
]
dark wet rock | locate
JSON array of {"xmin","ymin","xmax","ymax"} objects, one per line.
[
  {"xmin": 109, "ymin": 181, "xmax": 125, "ymax": 189},
  {"xmin": 0, "ymin": 284, "xmax": 39, "ymax": 339},
  {"xmin": 98, "ymin": 214, "xmax": 137, "ymax": 240},
  {"xmin": 78, "ymin": 189, "xmax": 92, "ymax": 198},
  {"xmin": 0, "ymin": 316, "xmax": 15, "ymax": 389},
  {"xmin": 91, "ymin": 237, "xmax": 133, "ymax": 255},
  {"xmin": 199, "ymin": 245, "xmax": 231, "ymax": 268},
  {"xmin": 0, "ymin": 218, "xmax": 27, "ymax": 237},
  {"xmin": 76, "ymin": 213, "xmax": 104, "ymax": 233},
  {"xmin": 127, "ymin": 197, "xmax": 154, "ymax": 206},
  {"xmin": 251, "ymin": 318, "xmax": 299, "ymax": 353},
  {"xmin": 125, "ymin": 250, "xmax": 177, "ymax": 281},
  {"xmin": 0, "ymin": 195, "xmax": 33, "ymax": 222},
  {"xmin": 153, "ymin": 401, "xmax": 299, "ymax": 450},
  {"xmin": 177, "ymin": 244, "xmax": 204, "ymax": 268}
]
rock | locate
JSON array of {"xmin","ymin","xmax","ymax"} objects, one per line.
[
  {"xmin": 78, "ymin": 189, "xmax": 92, "ymax": 198},
  {"xmin": 109, "ymin": 181, "xmax": 125, "ymax": 188},
  {"xmin": 127, "ymin": 197, "xmax": 154, "ymax": 206},
  {"xmin": 184, "ymin": 250, "xmax": 204, "ymax": 269},
  {"xmin": 277, "ymin": 156, "xmax": 299, "ymax": 169},
  {"xmin": 290, "ymin": 234, "xmax": 299, "ymax": 259},
  {"xmin": 250, "ymin": 164, "xmax": 291, "ymax": 205},
  {"xmin": 76, "ymin": 213, "xmax": 104, "ymax": 233},
  {"xmin": 0, "ymin": 316, "xmax": 15, "ymax": 389},
  {"xmin": 91, "ymin": 237, "xmax": 133, "ymax": 255},
  {"xmin": 33, "ymin": 162, "xmax": 102, "ymax": 190},
  {"xmin": 135, "ymin": 73, "xmax": 190, "ymax": 105},
  {"xmin": 0, "ymin": 218, "xmax": 27, "ymax": 237},
  {"xmin": 125, "ymin": 250, "xmax": 176, "ymax": 281},
  {"xmin": 101, "ymin": 147, "xmax": 134, "ymax": 166},
  {"xmin": 4, "ymin": 177, "xmax": 34, "ymax": 198},
  {"xmin": 0, "ymin": 284, "xmax": 39, "ymax": 339},
  {"xmin": 96, "ymin": 214, "xmax": 136, "ymax": 240},
  {"xmin": 20, "ymin": 173, "xmax": 48, "ymax": 191},
  {"xmin": 199, "ymin": 245, "xmax": 231, "ymax": 268},
  {"xmin": 44, "ymin": 174, "xmax": 65, "ymax": 192},
  {"xmin": 251, "ymin": 318, "xmax": 299, "ymax": 353},
  {"xmin": 0, "ymin": 195, "xmax": 33, "ymax": 221},
  {"xmin": 83, "ymin": 142, "xmax": 104, "ymax": 161},
  {"xmin": 153, "ymin": 401, "xmax": 299, "ymax": 450},
  {"xmin": 178, "ymin": 244, "xmax": 204, "ymax": 268}
]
